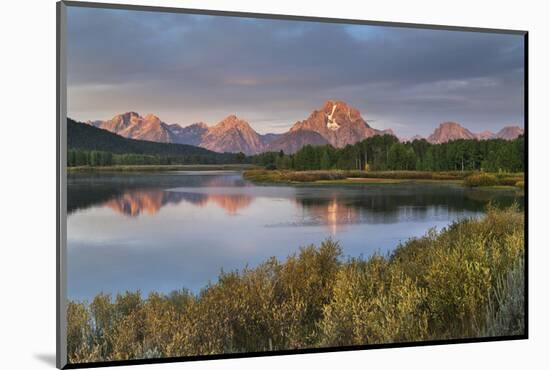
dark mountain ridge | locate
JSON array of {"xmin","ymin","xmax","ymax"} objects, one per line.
[{"xmin": 68, "ymin": 118, "xmax": 237, "ymax": 162}]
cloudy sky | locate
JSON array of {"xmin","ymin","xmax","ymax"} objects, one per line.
[{"xmin": 67, "ymin": 6, "xmax": 525, "ymax": 137}]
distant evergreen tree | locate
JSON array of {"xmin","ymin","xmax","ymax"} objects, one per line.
[{"xmin": 320, "ymin": 148, "xmax": 331, "ymax": 170}]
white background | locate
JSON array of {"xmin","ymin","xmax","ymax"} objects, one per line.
[{"xmin": 1, "ymin": 0, "xmax": 548, "ymax": 369}]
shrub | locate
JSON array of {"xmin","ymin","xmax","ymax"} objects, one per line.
[
  {"xmin": 464, "ymin": 173, "xmax": 499, "ymax": 187},
  {"xmin": 388, "ymin": 205, "xmax": 522, "ymax": 339},
  {"xmin": 67, "ymin": 302, "xmax": 96, "ymax": 363},
  {"xmin": 497, "ymin": 177, "xmax": 523, "ymax": 186},
  {"xmin": 483, "ymin": 258, "xmax": 525, "ymax": 337},
  {"xmin": 321, "ymin": 257, "xmax": 428, "ymax": 346},
  {"xmin": 243, "ymin": 170, "xmax": 347, "ymax": 183},
  {"xmin": 286, "ymin": 171, "xmax": 346, "ymax": 182},
  {"xmin": 354, "ymin": 171, "xmax": 467, "ymax": 180}
]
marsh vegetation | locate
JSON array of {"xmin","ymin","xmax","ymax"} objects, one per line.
[{"xmin": 244, "ymin": 169, "xmax": 524, "ymax": 189}]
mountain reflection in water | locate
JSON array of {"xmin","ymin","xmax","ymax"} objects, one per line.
[
  {"xmin": 104, "ymin": 189, "xmax": 253, "ymax": 216},
  {"xmin": 67, "ymin": 171, "xmax": 523, "ymax": 300}
]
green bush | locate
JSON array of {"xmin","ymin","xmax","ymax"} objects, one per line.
[
  {"xmin": 321, "ymin": 257, "xmax": 429, "ymax": 345},
  {"xmin": 285, "ymin": 171, "xmax": 346, "ymax": 182},
  {"xmin": 243, "ymin": 170, "xmax": 347, "ymax": 183}
]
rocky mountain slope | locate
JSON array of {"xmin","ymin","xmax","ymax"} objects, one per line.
[
  {"xmin": 427, "ymin": 122, "xmax": 477, "ymax": 144},
  {"xmin": 168, "ymin": 122, "xmax": 208, "ymax": 146},
  {"xmin": 89, "ymin": 112, "xmax": 177, "ymax": 143},
  {"xmin": 288, "ymin": 100, "xmax": 386, "ymax": 148},
  {"xmin": 266, "ymin": 129, "xmax": 329, "ymax": 154},
  {"xmin": 405, "ymin": 123, "xmax": 524, "ymax": 143},
  {"xmin": 476, "ymin": 130, "xmax": 496, "ymax": 140},
  {"xmin": 200, "ymin": 115, "xmax": 264, "ymax": 155},
  {"xmin": 495, "ymin": 126, "xmax": 524, "ymax": 140},
  {"xmin": 68, "ymin": 118, "xmax": 234, "ymax": 161}
]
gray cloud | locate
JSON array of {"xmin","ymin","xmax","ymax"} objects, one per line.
[{"xmin": 67, "ymin": 6, "xmax": 524, "ymax": 136}]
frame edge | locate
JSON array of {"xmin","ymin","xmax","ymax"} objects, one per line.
[{"xmin": 57, "ymin": 1, "xmax": 68, "ymax": 368}]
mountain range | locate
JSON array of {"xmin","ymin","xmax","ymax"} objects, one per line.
[
  {"xmin": 424, "ymin": 122, "xmax": 524, "ymax": 144},
  {"xmin": 85, "ymin": 100, "xmax": 524, "ymax": 155},
  {"xmin": 68, "ymin": 118, "xmax": 236, "ymax": 161}
]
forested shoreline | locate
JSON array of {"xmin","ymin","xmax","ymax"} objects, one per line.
[
  {"xmin": 67, "ymin": 149, "xmax": 247, "ymax": 167},
  {"xmin": 67, "ymin": 206, "xmax": 524, "ymax": 364},
  {"xmin": 252, "ymin": 135, "xmax": 524, "ymax": 173}
]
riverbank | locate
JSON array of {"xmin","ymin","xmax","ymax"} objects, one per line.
[
  {"xmin": 243, "ymin": 169, "xmax": 524, "ymax": 189},
  {"xmin": 68, "ymin": 163, "xmax": 259, "ymax": 172},
  {"xmin": 67, "ymin": 205, "xmax": 524, "ymax": 363}
]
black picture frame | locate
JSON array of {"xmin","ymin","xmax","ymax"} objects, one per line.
[{"xmin": 56, "ymin": 1, "xmax": 529, "ymax": 368}]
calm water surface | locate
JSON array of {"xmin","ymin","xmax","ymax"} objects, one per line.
[{"xmin": 67, "ymin": 171, "xmax": 523, "ymax": 301}]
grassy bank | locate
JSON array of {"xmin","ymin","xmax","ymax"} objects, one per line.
[
  {"xmin": 67, "ymin": 206, "xmax": 524, "ymax": 364},
  {"xmin": 243, "ymin": 169, "xmax": 524, "ymax": 189},
  {"xmin": 68, "ymin": 164, "xmax": 258, "ymax": 173}
]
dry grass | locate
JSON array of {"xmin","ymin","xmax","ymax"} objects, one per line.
[{"xmin": 464, "ymin": 172, "xmax": 524, "ymax": 188}]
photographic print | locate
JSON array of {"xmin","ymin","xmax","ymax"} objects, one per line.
[{"xmin": 58, "ymin": 1, "xmax": 527, "ymax": 367}]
